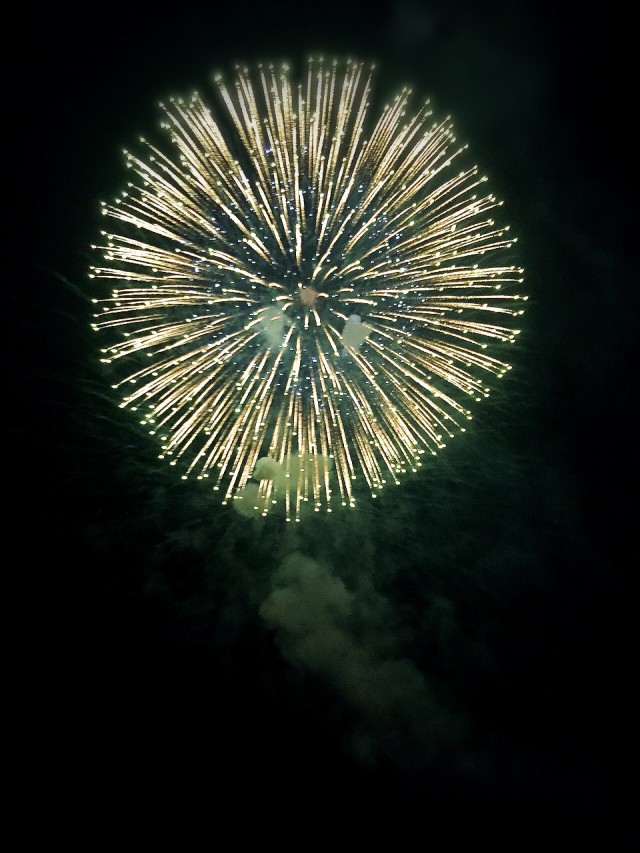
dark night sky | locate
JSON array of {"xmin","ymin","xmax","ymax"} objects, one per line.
[{"xmin": 13, "ymin": 0, "xmax": 635, "ymax": 841}]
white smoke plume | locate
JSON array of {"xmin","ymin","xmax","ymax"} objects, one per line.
[{"xmin": 260, "ymin": 551, "xmax": 465, "ymax": 765}]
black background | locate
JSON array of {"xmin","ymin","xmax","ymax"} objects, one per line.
[{"xmin": 14, "ymin": 0, "xmax": 634, "ymax": 841}]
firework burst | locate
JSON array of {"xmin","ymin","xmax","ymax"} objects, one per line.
[{"xmin": 90, "ymin": 57, "xmax": 525, "ymax": 520}]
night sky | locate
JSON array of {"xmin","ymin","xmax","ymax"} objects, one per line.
[{"xmin": 15, "ymin": 0, "xmax": 634, "ymax": 840}]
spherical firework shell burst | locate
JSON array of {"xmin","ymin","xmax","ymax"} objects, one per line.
[{"xmin": 90, "ymin": 58, "xmax": 525, "ymax": 521}]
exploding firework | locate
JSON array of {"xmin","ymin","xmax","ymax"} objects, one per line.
[{"xmin": 90, "ymin": 57, "xmax": 525, "ymax": 520}]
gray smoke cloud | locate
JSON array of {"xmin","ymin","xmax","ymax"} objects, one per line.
[{"xmin": 260, "ymin": 551, "xmax": 465, "ymax": 766}]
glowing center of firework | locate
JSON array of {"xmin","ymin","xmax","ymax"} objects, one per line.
[
  {"xmin": 290, "ymin": 284, "xmax": 325, "ymax": 329},
  {"xmin": 298, "ymin": 286, "xmax": 319, "ymax": 308}
]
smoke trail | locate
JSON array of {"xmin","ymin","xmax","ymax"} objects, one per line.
[{"xmin": 260, "ymin": 551, "xmax": 466, "ymax": 766}]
